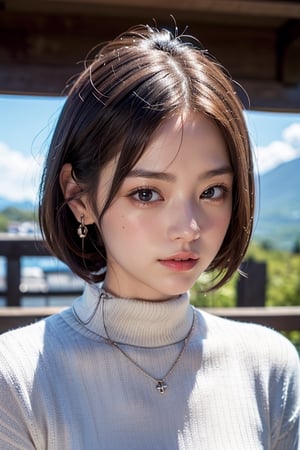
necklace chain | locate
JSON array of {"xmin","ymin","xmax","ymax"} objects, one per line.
[{"xmin": 101, "ymin": 293, "xmax": 196, "ymax": 394}]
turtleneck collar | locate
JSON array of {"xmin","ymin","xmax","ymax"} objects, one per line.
[{"xmin": 72, "ymin": 283, "xmax": 194, "ymax": 348}]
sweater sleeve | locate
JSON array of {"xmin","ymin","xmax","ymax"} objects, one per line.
[
  {"xmin": 0, "ymin": 371, "xmax": 37, "ymax": 449},
  {"xmin": 0, "ymin": 327, "xmax": 43, "ymax": 450},
  {"xmin": 270, "ymin": 337, "xmax": 300, "ymax": 450}
]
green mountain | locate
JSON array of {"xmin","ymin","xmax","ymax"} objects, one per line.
[{"xmin": 253, "ymin": 158, "xmax": 300, "ymax": 250}]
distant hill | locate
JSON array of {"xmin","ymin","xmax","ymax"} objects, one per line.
[
  {"xmin": 0, "ymin": 197, "xmax": 34, "ymax": 211},
  {"xmin": 253, "ymin": 158, "xmax": 300, "ymax": 250}
]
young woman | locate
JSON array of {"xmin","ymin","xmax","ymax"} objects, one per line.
[{"xmin": 0, "ymin": 24, "xmax": 299, "ymax": 449}]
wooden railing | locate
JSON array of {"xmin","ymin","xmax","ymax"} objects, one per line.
[
  {"xmin": 1, "ymin": 305, "xmax": 300, "ymax": 335},
  {"xmin": 0, "ymin": 235, "xmax": 83, "ymax": 306},
  {"xmin": 0, "ymin": 235, "xmax": 299, "ymax": 333}
]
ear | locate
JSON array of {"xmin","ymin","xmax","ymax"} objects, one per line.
[{"xmin": 59, "ymin": 163, "xmax": 95, "ymax": 225}]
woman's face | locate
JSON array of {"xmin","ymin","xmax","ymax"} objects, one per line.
[{"xmin": 93, "ymin": 112, "xmax": 233, "ymax": 301}]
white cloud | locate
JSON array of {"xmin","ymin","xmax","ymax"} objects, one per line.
[
  {"xmin": 254, "ymin": 122, "xmax": 300, "ymax": 174},
  {"xmin": 0, "ymin": 142, "xmax": 44, "ymax": 202},
  {"xmin": 282, "ymin": 123, "xmax": 300, "ymax": 148}
]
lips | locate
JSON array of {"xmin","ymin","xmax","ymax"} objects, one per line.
[{"xmin": 158, "ymin": 253, "xmax": 199, "ymax": 272}]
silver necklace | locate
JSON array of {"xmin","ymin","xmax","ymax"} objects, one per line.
[{"xmin": 101, "ymin": 293, "xmax": 196, "ymax": 394}]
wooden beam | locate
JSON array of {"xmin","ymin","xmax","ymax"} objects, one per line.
[
  {"xmin": 241, "ymin": 80, "xmax": 300, "ymax": 112},
  {"xmin": 0, "ymin": 237, "xmax": 49, "ymax": 257},
  {"xmin": 6, "ymin": 0, "xmax": 300, "ymax": 19},
  {"xmin": 1, "ymin": 306, "xmax": 299, "ymax": 334},
  {"xmin": 1, "ymin": 4, "xmax": 300, "ymax": 111}
]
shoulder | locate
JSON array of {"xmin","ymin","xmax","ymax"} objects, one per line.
[
  {"xmin": 0, "ymin": 307, "xmax": 68, "ymax": 344},
  {"xmin": 196, "ymin": 309, "xmax": 300, "ymax": 432},
  {"xmin": 0, "ymin": 319, "xmax": 46, "ymax": 358},
  {"xmin": 0, "ymin": 308, "xmax": 72, "ymax": 378},
  {"xmin": 0, "ymin": 320, "xmax": 46, "ymax": 401},
  {"xmin": 197, "ymin": 308, "xmax": 300, "ymax": 372}
]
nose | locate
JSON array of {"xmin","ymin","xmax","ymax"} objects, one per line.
[{"xmin": 167, "ymin": 203, "xmax": 201, "ymax": 242}]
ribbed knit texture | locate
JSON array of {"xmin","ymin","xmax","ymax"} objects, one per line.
[{"xmin": 0, "ymin": 283, "xmax": 299, "ymax": 449}]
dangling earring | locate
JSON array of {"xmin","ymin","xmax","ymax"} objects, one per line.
[{"xmin": 77, "ymin": 215, "xmax": 88, "ymax": 239}]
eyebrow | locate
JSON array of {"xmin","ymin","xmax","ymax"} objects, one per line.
[
  {"xmin": 127, "ymin": 166, "xmax": 233, "ymax": 182},
  {"xmin": 127, "ymin": 169, "xmax": 176, "ymax": 182}
]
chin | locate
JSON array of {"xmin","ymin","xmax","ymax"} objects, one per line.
[
  {"xmin": 141, "ymin": 288, "xmax": 187, "ymax": 302},
  {"xmin": 157, "ymin": 285, "xmax": 191, "ymax": 300}
]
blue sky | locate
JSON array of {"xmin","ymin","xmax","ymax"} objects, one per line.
[{"xmin": 0, "ymin": 94, "xmax": 300, "ymax": 202}]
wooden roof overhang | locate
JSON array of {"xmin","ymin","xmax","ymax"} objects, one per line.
[{"xmin": 1, "ymin": 0, "xmax": 300, "ymax": 111}]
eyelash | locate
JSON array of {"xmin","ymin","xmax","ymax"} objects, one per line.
[
  {"xmin": 128, "ymin": 186, "xmax": 162, "ymax": 205},
  {"xmin": 128, "ymin": 184, "xmax": 230, "ymax": 206},
  {"xmin": 200, "ymin": 184, "xmax": 230, "ymax": 201}
]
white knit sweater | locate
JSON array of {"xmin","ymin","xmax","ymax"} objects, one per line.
[{"xmin": 0, "ymin": 283, "xmax": 299, "ymax": 449}]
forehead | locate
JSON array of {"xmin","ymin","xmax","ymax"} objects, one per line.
[{"xmin": 134, "ymin": 112, "xmax": 229, "ymax": 172}]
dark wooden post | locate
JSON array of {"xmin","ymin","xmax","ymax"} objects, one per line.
[
  {"xmin": 0, "ymin": 236, "xmax": 84, "ymax": 307},
  {"xmin": 0, "ymin": 237, "xmax": 50, "ymax": 306},
  {"xmin": 6, "ymin": 256, "xmax": 21, "ymax": 306},
  {"xmin": 237, "ymin": 259, "xmax": 266, "ymax": 307}
]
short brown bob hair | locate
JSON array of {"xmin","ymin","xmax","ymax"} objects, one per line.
[{"xmin": 39, "ymin": 24, "xmax": 255, "ymax": 290}]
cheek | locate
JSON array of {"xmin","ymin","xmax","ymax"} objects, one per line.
[
  {"xmin": 120, "ymin": 215, "xmax": 157, "ymax": 238},
  {"xmin": 222, "ymin": 205, "xmax": 232, "ymax": 226},
  {"xmin": 222, "ymin": 212, "xmax": 232, "ymax": 235},
  {"xmin": 102, "ymin": 210, "xmax": 153, "ymax": 243},
  {"xmin": 212, "ymin": 206, "xmax": 232, "ymax": 239}
]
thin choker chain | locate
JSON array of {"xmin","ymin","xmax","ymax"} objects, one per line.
[{"xmin": 101, "ymin": 292, "xmax": 196, "ymax": 394}]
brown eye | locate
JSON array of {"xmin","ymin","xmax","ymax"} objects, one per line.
[
  {"xmin": 137, "ymin": 189, "xmax": 155, "ymax": 202},
  {"xmin": 201, "ymin": 186, "xmax": 227, "ymax": 200},
  {"xmin": 130, "ymin": 188, "xmax": 162, "ymax": 203}
]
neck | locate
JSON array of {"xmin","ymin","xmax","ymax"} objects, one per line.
[
  {"xmin": 102, "ymin": 284, "xmax": 182, "ymax": 303},
  {"xmin": 72, "ymin": 283, "xmax": 194, "ymax": 348}
]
